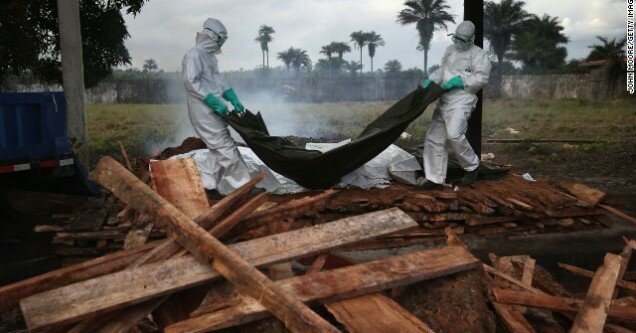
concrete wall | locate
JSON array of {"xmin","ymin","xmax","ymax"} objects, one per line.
[{"xmin": 5, "ymin": 73, "xmax": 630, "ymax": 103}]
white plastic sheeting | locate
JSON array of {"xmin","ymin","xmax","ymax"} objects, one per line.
[{"xmin": 170, "ymin": 139, "xmax": 422, "ymax": 194}]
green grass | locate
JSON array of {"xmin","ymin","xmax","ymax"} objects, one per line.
[{"xmin": 87, "ymin": 98, "xmax": 636, "ymax": 165}]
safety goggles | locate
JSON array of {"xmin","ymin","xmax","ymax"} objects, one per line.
[
  {"xmin": 205, "ymin": 28, "xmax": 229, "ymax": 45},
  {"xmin": 448, "ymin": 34, "xmax": 471, "ymax": 44}
]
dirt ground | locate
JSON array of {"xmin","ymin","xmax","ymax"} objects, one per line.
[{"xmin": 483, "ymin": 140, "xmax": 636, "ymax": 214}]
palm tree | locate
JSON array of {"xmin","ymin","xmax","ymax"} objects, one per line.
[
  {"xmin": 330, "ymin": 42, "xmax": 352, "ymax": 60},
  {"xmin": 255, "ymin": 25, "xmax": 275, "ymax": 69},
  {"xmin": 289, "ymin": 48, "xmax": 311, "ymax": 77},
  {"xmin": 587, "ymin": 36, "xmax": 627, "ymax": 94},
  {"xmin": 397, "ymin": 0, "xmax": 455, "ymax": 75},
  {"xmin": 484, "ymin": 0, "xmax": 531, "ymax": 66},
  {"xmin": 511, "ymin": 14, "xmax": 568, "ymax": 70},
  {"xmin": 350, "ymin": 31, "xmax": 369, "ymax": 74},
  {"xmin": 277, "ymin": 48, "xmax": 294, "ymax": 71},
  {"xmin": 142, "ymin": 58, "xmax": 158, "ymax": 74},
  {"xmin": 365, "ymin": 32, "xmax": 385, "ymax": 72},
  {"xmin": 319, "ymin": 44, "xmax": 335, "ymax": 60},
  {"xmin": 343, "ymin": 61, "xmax": 363, "ymax": 77},
  {"xmin": 384, "ymin": 59, "xmax": 403, "ymax": 76}
]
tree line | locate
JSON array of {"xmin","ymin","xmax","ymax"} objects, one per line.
[{"xmin": 0, "ymin": 0, "xmax": 626, "ymax": 87}]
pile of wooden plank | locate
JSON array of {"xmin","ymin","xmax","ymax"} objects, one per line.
[{"xmin": 2, "ymin": 156, "xmax": 634, "ymax": 332}]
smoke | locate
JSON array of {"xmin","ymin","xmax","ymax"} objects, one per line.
[{"xmin": 239, "ymin": 90, "xmax": 329, "ymax": 139}]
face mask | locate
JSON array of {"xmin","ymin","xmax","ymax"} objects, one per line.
[
  {"xmin": 205, "ymin": 28, "xmax": 229, "ymax": 47},
  {"xmin": 451, "ymin": 34, "xmax": 472, "ymax": 51}
]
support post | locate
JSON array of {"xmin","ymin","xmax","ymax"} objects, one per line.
[
  {"xmin": 464, "ymin": 0, "xmax": 484, "ymax": 157},
  {"xmin": 57, "ymin": 0, "xmax": 88, "ymax": 166}
]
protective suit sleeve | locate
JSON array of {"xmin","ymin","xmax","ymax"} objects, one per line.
[
  {"xmin": 428, "ymin": 46, "xmax": 451, "ymax": 84},
  {"xmin": 182, "ymin": 54, "xmax": 208, "ymax": 100},
  {"xmin": 461, "ymin": 50, "xmax": 492, "ymax": 94}
]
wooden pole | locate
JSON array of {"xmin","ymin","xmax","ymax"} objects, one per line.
[
  {"xmin": 56, "ymin": 0, "xmax": 88, "ymax": 166},
  {"xmin": 571, "ymin": 253, "xmax": 622, "ymax": 333},
  {"xmin": 89, "ymin": 157, "xmax": 339, "ymax": 333},
  {"xmin": 464, "ymin": 0, "xmax": 484, "ymax": 157}
]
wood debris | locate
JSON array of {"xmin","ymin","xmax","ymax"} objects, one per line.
[{"xmin": 1, "ymin": 155, "xmax": 634, "ymax": 333}]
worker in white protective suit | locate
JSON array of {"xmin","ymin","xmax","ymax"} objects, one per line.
[
  {"xmin": 419, "ymin": 21, "xmax": 492, "ymax": 189},
  {"xmin": 182, "ymin": 18, "xmax": 252, "ymax": 195}
]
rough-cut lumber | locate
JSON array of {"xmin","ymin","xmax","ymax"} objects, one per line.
[
  {"xmin": 1, "ymin": 172, "xmax": 266, "ymax": 315},
  {"xmin": 571, "ymin": 253, "xmax": 623, "ymax": 333},
  {"xmin": 0, "ymin": 240, "xmax": 158, "ymax": 312},
  {"xmin": 521, "ymin": 258, "xmax": 536, "ymax": 288},
  {"xmin": 149, "ymin": 159, "xmax": 210, "ymax": 220},
  {"xmin": 70, "ymin": 170, "xmax": 265, "ymax": 333},
  {"xmin": 165, "ymin": 246, "xmax": 478, "ymax": 333},
  {"xmin": 86, "ymin": 157, "xmax": 339, "ymax": 333},
  {"xmin": 318, "ymin": 254, "xmax": 435, "ymax": 333},
  {"xmin": 491, "ymin": 302, "xmax": 536, "ymax": 333},
  {"xmin": 483, "ymin": 264, "xmax": 543, "ymax": 294},
  {"xmin": 237, "ymin": 190, "xmax": 336, "ymax": 233},
  {"xmin": 326, "ymin": 294, "xmax": 435, "ymax": 333},
  {"xmin": 132, "ymin": 172, "xmax": 264, "ymax": 265},
  {"xmin": 600, "ymin": 204, "xmax": 636, "ymax": 225},
  {"xmin": 558, "ymin": 181, "xmax": 606, "ymax": 206},
  {"xmin": 558, "ymin": 263, "xmax": 636, "ymax": 293},
  {"xmin": 492, "ymin": 288, "xmax": 636, "ymax": 321},
  {"xmin": 21, "ymin": 208, "xmax": 416, "ymax": 331}
]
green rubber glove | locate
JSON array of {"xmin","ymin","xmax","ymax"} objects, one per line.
[
  {"xmin": 420, "ymin": 79, "xmax": 433, "ymax": 89},
  {"xmin": 202, "ymin": 93, "xmax": 229, "ymax": 116},
  {"xmin": 441, "ymin": 76, "xmax": 464, "ymax": 90},
  {"xmin": 222, "ymin": 88, "xmax": 245, "ymax": 113}
]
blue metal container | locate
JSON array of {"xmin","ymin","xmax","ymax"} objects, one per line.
[
  {"xmin": 0, "ymin": 92, "xmax": 98, "ymax": 195},
  {"xmin": 0, "ymin": 92, "xmax": 72, "ymax": 162}
]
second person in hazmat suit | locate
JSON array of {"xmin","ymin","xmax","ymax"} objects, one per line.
[
  {"xmin": 419, "ymin": 21, "xmax": 492, "ymax": 189},
  {"xmin": 182, "ymin": 18, "xmax": 252, "ymax": 195}
]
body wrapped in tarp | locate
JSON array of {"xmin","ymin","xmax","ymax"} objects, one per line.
[{"xmin": 225, "ymin": 84, "xmax": 446, "ymax": 189}]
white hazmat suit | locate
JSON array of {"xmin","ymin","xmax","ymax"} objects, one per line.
[
  {"xmin": 424, "ymin": 21, "xmax": 492, "ymax": 184},
  {"xmin": 182, "ymin": 18, "xmax": 251, "ymax": 195}
]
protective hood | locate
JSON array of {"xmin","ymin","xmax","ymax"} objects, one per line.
[
  {"xmin": 197, "ymin": 18, "xmax": 227, "ymax": 54},
  {"xmin": 196, "ymin": 32, "xmax": 223, "ymax": 54},
  {"xmin": 450, "ymin": 21, "xmax": 475, "ymax": 52}
]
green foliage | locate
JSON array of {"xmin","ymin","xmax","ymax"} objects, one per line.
[
  {"xmin": 384, "ymin": 60, "xmax": 403, "ymax": 76},
  {"xmin": 142, "ymin": 59, "xmax": 158, "ymax": 73},
  {"xmin": 396, "ymin": 0, "xmax": 455, "ymax": 74},
  {"xmin": 277, "ymin": 47, "xmax": 311, "ymax": 76},
  {"xmin": 587, "ymin": 36, "xmax": 627, "ymax": 93},
  {"xmin": 0, "ymin": 0, "xmax": 148, "ymax": 87},
  {"xmin": 365, "ymin": 32, "xmax": 385, "ymax": 72},
  {"xmin": 428, "ymin": 64, "xmax": 440, "ymax": 74},
  {"xmin": 484, "ymin": 0, "xmax": 532, "ymax": 64},
  {"xmin": 343, "ymin": 61, "xmax": 363, "ymax": 77},
  {"xmin": 512, "ymin": 14, "xmax": 569, "ymax": 71},
  {"xmin": 255, "ymin": 24, "xmax": 275, "ymax": 69}
]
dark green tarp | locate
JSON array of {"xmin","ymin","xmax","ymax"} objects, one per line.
[{"xmin": 225, "ymin": 84, "xmax": 446, "ymax": 189}]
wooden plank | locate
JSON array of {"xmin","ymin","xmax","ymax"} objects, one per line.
[
  {"xmin": 165, "ymin": 246, "xmax": 479, "ymax": 333},
  {"xmin": 600, "ymin": 205, "xmax": 636, "ymax": 225},
  {"xmin": 237, "ymin": 190, "xmax": 336, "ymax": 234},
  {"xmin": 85, "ymin": 157, "xmax": 339, "ymax": 333},
  {"xmin": 149, "ymin": 159, "xmax": 210, "ymax": 220},
  {"xmin": 69, "ymin": 170, "xmax": 265, "ymax": 333},
  {"xmin": 0, "ymin": 240, "xmax": 158, "ymax": 312},
  {"xmin": 492, "ymin": 288, "xmax": 636, "ymax": 321},
  {"xmin": 558, "ymin": 181, "xmax": 606, "ymax": 206},
  {"xmin": 558, "ymin": 263, "xmax": 636, "ymax": 293},
  {"xmin": 571, "ymin": 253, "xmax": 622, "ymax": 333},
  {"xmin": 491, "ymin": 302, "xmax": 536, "ymax": 333},
  {"xmin": 326, "ymin": 294, "xmax": 435, "ymax": 333},
  {"xmin": 20, "ymin": 208, "xmax": 417, "ymax": 331},
  {"xmin": 318, "ymin": 253, "xmax": 435, "ymax": 333},
  {"xmin": 521, "ymin": 258, "xmax": 536, "ymax": 288}
]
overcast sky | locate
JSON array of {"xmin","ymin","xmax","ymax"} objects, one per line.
[{"xmin": 122, "ymin": 0, "xmax": 626, "ymax": 73}]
